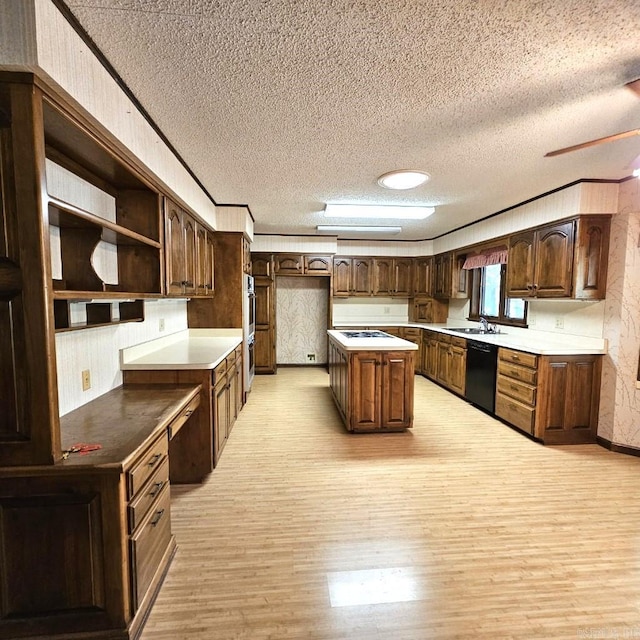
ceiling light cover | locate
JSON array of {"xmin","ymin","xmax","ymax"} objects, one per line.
[
  {"xmin": 377, "ymin": 170, "xmax": 430, "ymax": 190},
  {"xmin": 317, "ymin": 225, "xmax": 402, "ymax": 235},
  {"xmin": 324, "ymin": 204, "xmax": 435, "ymax": 219}
]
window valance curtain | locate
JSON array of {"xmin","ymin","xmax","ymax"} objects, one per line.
[{"xmin": 461, "ymin": 246, "xmax": 508, "ymax": 270}]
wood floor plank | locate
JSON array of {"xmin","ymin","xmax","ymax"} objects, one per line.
[{"xmin": 141, "ymin": 368, "xmax": 640, "ymax": 640}]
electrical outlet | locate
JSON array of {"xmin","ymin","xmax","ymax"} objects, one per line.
[
  {"xmin": 384, "ymin": 306, "xmax": 390, "ymax": 314},
  {"xmin": 159, "ymin": 318, "xmax": 165, "ymax": 331},
  {"xmin": 555, "ymin": 317, "xmax": 564, "ymax": 329},
  {"xmin": 306, "ymin": 353, "xmax": 316, "ymax": 362},
  {"xmin": 81, "ymin": 369, "xmax": 91, "ymax": 391}
]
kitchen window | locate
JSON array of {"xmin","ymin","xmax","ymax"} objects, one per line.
[{"xmin": 468, "ymin": 263, "xmax": 528, "ymax": 327}]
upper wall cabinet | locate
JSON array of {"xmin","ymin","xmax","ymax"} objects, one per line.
[
  {"xmin": 506, "ymin": 216, "xmax": 610, "ymax": 299},
  {"xmin": 333, "ymin": 257, "xmax": 373, "ymax": 297},
  {"xmin": 373, "ymin": 258, "xmax": 413, "ymax": 296},
  {"xmin": 273, "ymin": 254, "xmax": 332, "ymax": 276},
  {"xmin": 433, "ymin": 252, "xmax": 453, "ymax": 299},
  {"xmin": 165, "ymin": 199, "xmax": 197, "ymax": 296},
  {"xmin": 251, "ymin": 253, "xmax": 274, "ymax": 279},
  {"xmin": 165, "ymin": 199, "xmax": 215, "ymax": 297},
  {"xmin": 413, "ymin": 257, "xmax": 434, "ymax": 297}
]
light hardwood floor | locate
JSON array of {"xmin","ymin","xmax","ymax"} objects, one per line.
[{"xmin": 142, "ymin": 368, "xmax": 640, "ymax": 640}]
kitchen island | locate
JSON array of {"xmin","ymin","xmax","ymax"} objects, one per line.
[{"xmin": 328, "ymin": 330, "xmax": 418, "ymax": 432}]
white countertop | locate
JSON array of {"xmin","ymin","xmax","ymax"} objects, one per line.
[
  {"xmin": 328, "ymin": 329, "xmax": 419, "ymax": 351},
  {"xmin": 333, "ymin": 323, "xmax": 607, "ymax": 355},
  {"xmin": 120, "ymin": 329, "xmax": 242, "ymax": 370}
]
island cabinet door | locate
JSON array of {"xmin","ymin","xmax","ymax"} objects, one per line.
[
  {"xmin": 381, "ymin": 352, "xmax": 414, "ymax": 429},
  {"xmin": 350, "ymin": 352, "xmax": 382, "ymax": 431}
]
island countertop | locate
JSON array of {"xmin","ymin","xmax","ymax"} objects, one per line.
[
  {"xmin": 327, "ymin": 329, "xmax": 419, "ymax": 351},
  {"xmin": 120, "ymin": 328, "xmax": 242, "ymax": 370}
]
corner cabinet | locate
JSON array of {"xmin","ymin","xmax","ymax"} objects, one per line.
[{"xmin": 506, "ymin": 216, "xmax": 610, "ymax": 299}]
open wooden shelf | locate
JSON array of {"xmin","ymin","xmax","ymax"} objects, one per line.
[{"xmin": 54, "ymin": 299, "xmax": 145, "ymax": 332}]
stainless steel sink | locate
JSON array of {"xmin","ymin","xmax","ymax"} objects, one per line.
[{"xmin": 447, "ymin": 327, "xmax": 491, "ymax": 334}]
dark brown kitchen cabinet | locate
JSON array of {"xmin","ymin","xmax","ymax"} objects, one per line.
[
  {"xmin": 451, "ymin": 251, "xmax": 470, "ymax": 299},
  {"xmin": 254, "ymin": 276, "xmax": 277, "ymax": 374},
  {"xmin": 165, "ymin": 199, "xmax": 197, "ymax": 297},
  {"xmin": 410, "ymin": 297, "xmax": 449, "ymax": 324},
  {"xmin": 328, "ymin": 337, "xmax": 414, "ymax": 432},
  {"xmin": 506, "ymin": 216, "xmax": 610, "ymax": 299},
  {"xmin": 373, "ymin": 257, "xmax": 413, "ymax": 296},
  {"xmin": 413, "ymin": 256, "xmax": 434, "ymax": 296},
  {"xmin": 495, "ymin": 347, "xmax": 602, "ymax": 444},
  {"xmin": 433, "ymin": 252, "xmax": 453, "ymax": 299},
  {"xmin": 274, "ymin": 253, "xmax": 304, "ymax": 274},
  {"xmin": 332, "ymin": 257, "xmax": 373, "ymax": 296},
  {"xmin": 188, "ymin": 232, "xmax": 247, "ymax": 329},
  {"xmin": 251, "ymin": 253, "xmax": 274, "ymax": 279},
  {"xmin": 424, "ymin": 332, "xmax": 466, "ymax": 396},
  {"xmin": 274, "ymin": 253, "xmax": 333, "ymax": 276},
  {"xmin": 0, "ymin": 385, "xmax": 203, "ymax": 640},
  {"xmin": 195, "ymin": 223, "xmax": 215, "ymax": 296}
]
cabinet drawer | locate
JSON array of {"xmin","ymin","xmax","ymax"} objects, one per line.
[
  {"xmin": 211, "ymin": 360, "xmax": 227, "ymax": 385},
  {"xmin": 450, "ymin": 336, "xmax": 467, "ymax": 349},
  {"xmin": 402, "ymin": 327, "xmax": 422, "ymax": 342},
  {"xmin": 127, "ymin": 434, "xmax": 168, "ymax": 500},
  {"xmin": 130, "ymin": 482, "xmax": 172, "ymax": 609},
  {"xmin": 167, "ymin": 393, "xmax": 200, "ymax": 440},
  {"xmin": 499, "ymin": 347, "xmax": 537, "ymax": 369},
  {"xmin": 128, "ymin": 457, "xmax": 169, "ymax": 533},
  {"xmin": 496, "ymin": 374, "xmax": 536, "ymax": 406},
  {"xmin": 497, "ymin": 360, "xmax": 538, "ymax": 384},
  {"xmin": 495, "ymin": 393, "xmax": 535, "ymax": 434}
]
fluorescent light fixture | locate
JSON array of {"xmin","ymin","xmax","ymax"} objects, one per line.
[
  {"xmin": 317, "ymin": 225, "xmax": 402, "ymax": 235},
  {"xmin": 324, "ymin": 204, "xmax": 435, "ymax": 219},
  {"xmin": 377, "ymin": 170, "xmax": 430, "ymax": 190}
]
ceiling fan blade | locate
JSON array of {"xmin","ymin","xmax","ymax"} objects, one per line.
[
  {"xmin": 626, "ymin": 79, "xmax": 640, "ymax": 97},
  {"xmin": 545, "ymin": 129, "xmax": 640, "ymax": 157}
]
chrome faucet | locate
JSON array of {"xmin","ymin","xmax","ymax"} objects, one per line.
[{"xmin": 479, "ymin": 317, "xmax": 489, "ymax": 332}]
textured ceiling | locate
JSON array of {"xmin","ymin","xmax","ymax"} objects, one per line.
[{"xmin": 64, "ymin": 0, "xmax": 640, "ymax": 240}]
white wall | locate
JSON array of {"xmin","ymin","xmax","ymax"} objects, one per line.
[
  {"xmin": 56, "ymin": 300, "xmax": 188, "ymax": 416},
  {"xmin": 598, "ymin": 179, "xmax": 640, "ymax": 447}
]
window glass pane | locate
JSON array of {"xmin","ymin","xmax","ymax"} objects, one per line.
[
  {"xmin": 481, "ymin": 264, "xmax": 501, "ymax": 317},
  {"xmin": 506, "ymin": 297, "xmax": 526, "ymax": 320}
]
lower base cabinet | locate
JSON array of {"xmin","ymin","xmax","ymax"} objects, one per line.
[
  {"xmin": 329, "ymin": 337, "xmax": 415, "ymax": 432},
  {"xmin": 123, "ymin": 344, "xmax": 243, "ymax": 472},
  {"xmin": 495, "ymin": 347, "xmax": 602, "ymax": 444},
  {"xmin": 423, "ymin": 332, "xmax": 467, "ymax": 396},
  {"xmin": 0, "ymin": 392, "xmax": 201, "ymax": 640}
]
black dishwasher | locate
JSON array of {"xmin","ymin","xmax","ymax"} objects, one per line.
[{"xmin": 465, "ymin": 340, "xmax": 498, "ymax": 413}]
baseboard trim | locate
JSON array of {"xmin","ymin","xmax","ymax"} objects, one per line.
[{"xmin": 597, "ymin": 436, "xmax": 640, "ymax": 458}]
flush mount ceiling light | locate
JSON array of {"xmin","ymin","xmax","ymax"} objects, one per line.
[
  {"xmin": 317, "ymin": 225, "xmax": 402, "ymax": 235},
  {"xmin": 324, "ymin": 204, "xmax": 435, "ymax": 219},
  {"xmin": 377, "ymin": 170, "xmax": 430, "ymax": 190}
]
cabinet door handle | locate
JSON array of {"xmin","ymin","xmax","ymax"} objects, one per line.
[
  {"xmin": 511, "ymin": 354, "xmax": 520, "ymax": 361},
  {"xmin": 149, "ymin": 481, "xmax": 164, "ymax": 497},
  {"xmin": 148, "ymin": 453, "xmax": 163, "ymax": 467},
  {"xmin": 150, "ymin": 509, "xmax": 165, "ymax": 527},
  {"xmin": 510, "ymin": 384, "xmax": 519, "ymax": 391},
  {"xmin": 185, "ymin": 409, "xmax": 194, "ymax": 417}
]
